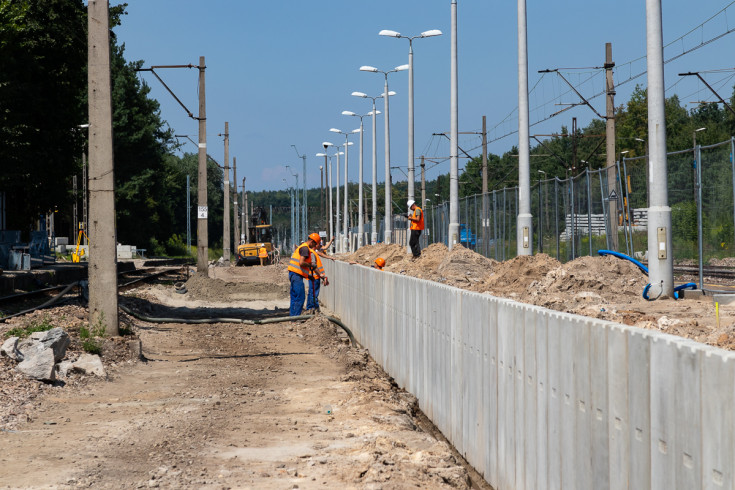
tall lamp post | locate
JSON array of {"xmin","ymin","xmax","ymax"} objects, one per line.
[
  {"xmin": 342, "ymin": 110, "xmax": 375, "ymax": 248},
  {"xmin": 316, "ymin": 141, "xmax": 334, "ymax": 240},
  {"xmin": 283, "ymin": 178, "xmax": 294, "ymax": 248},
  {"xmin": 330, "ymin": 127, "xmax": 360, "ymax": 252},
  {"xmin": 285, "ymin": 166, "xmax": 299, "ymax": 243},
  {"xmin": 352, "ymin": 91, "xmax": 387, "ymax": 244},
  {"xmin": 291, "ymin": 145, "xmax": 308, "ymax": 237},
  {"xmin": 360, "ymin": 64, "xmax": 408, "ymax": 244},
  {"xmin": 378, "ymin": 28, "xmax": 442, "ymax": 203}
]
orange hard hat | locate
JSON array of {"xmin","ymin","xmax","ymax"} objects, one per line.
[
  {"xmin": 308, "ymin": 232, "xmax": 321, "ymax": 243},
  {"xmin": 374, "ymin": 257, "xmax": 386, "ymax": 268}
]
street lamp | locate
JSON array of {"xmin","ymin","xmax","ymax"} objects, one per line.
[
  {"xmin": 360, "ymin": 64, "xmax": 407, "ymax": 244},
  {"xmin": 317, "ymin": 140, "xmax": 334, "ymax": 242},
  {"xmin": 330, "ymin": 128, "xmax": 359, "ymax": 252},
  {"xmin": 285, "ymin": 165, "xmax": 299, "ymax": 243},
  {"xmin": 342, "ymin": 110, "xmax": 375, "ymax": 248},
  {"xmin": 283, "ymin": 178, "xmax": 294, "ymax": 247},
  {"xmin": 379, "ymin": 29, "xmax": 442, "ymax": 204},
  {"xmin": 352, "ymin": 91, "xmax": 388, "ymax": 244}
]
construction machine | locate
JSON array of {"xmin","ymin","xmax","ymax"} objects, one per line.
[{"xmin": 236, "ymin": 206, "xmax": 275, "ymax": 266}]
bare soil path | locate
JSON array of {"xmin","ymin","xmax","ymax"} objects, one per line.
[{"xmin": 0, "ymin": 264, "xmax": 476, "ymax": 489}]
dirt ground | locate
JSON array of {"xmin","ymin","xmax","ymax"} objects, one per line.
[
  {"xmin": 343, "ymin": 243, "xmax": 735, "ymax": 350},
  {"xmin": 0, "ymin": 263, "xmax": 481, "ymax": 489}
]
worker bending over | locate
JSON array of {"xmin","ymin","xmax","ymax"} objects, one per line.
[
  {"xmin": 372, "ymin": 257, "xmax": 385, "ymax": 270},
  {"xmin": 407, "ymin": 199, "xmax": 424, "ymax": 258},
  {"xmin": 287, "ymin": 233, "xmax": 329, "ymax": 316}
]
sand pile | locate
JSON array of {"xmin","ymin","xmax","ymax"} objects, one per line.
[
  {"xmin": 480, "ymin": 254, "xmax": 561, "ymax": 296},
  {"xmin": 344, "ymin": 243, "xmax": 407, "ymax": 267},
  {"xmin": 184, "ymin": 273, "xmax": 287, "ymax": 302}
]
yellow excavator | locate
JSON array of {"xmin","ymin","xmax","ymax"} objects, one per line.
[
  {"xmin": 236, "ymin": 207, "xmax": 274, "ymax": 266},
  {"xmin": 72, "ymin": 224, "xmax": 89, "ymax": 263}
]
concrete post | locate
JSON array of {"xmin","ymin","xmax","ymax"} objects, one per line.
[
  {"xmin": 233, "ymin": 157, "xmax": 239, "ymax": 247},
  {"xmin": 448, "ymin": 0, "xmax": 459, "ymax": 249},
  {"xmin": 408, "ymin": 42, "xmax": 415, "ymax": 202},
  {"xmin": 196, "ymin": 56, "xmax": 208, "ymax": 273},
  {"xmin": 358, "ymin": 118, "xmax": 364, "ymax": 248},
  {"xmin": 482, "ymin": 116, "xmax": 488, "ymax": 257},
  {"xmin": 516, "ymin": 0, "xmax": 533, "ymax": 256},
  {"xmin": 371, "ymin": 98, "xmax": 379, "ymax": 245},
  {"xmin": 222, "ymin": 122, "xmax": 230, "ymax": 262},
  {"xmin": 645, "ymin": 0, "xmax": 674, "ymax": 297},
  {"xmin": 605, "ymin": 43, "xmax": 618, "ymax": 252},
  {"xmin": 87, "ymin": 0, "xmax": 118, "ymax": 335},
  {"xmin": 384, "ymin": 76, "xmax": 392, "ymax": 245}
]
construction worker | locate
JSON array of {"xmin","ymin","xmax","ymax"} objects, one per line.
[
  {"xmin": 258, "ymin": 245, "xmax": 268, "ymax": 266},
  {"xmin": 372, "ymin": 257, "xmax": 386, "ymax": 271},
  {"xmin": 407, "ymin": 199, "xmax": 424, "ymax": 258},
  {"xmin": 287, "ymin": 233, "xmax": 328, "ymax": 316},
  {"xmin": 305, "ymin": 243, "xmax": 328, "ymax": 313}
]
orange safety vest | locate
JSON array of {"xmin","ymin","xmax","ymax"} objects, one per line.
[
  {"xmin": 288, "ymin": 242, "xmax": 312, "ymax": 278},
  {"xmin": 258, "ymin": 247, "xmax": 267, "ymax": 258},
  {"xmin": 410, "ymin": 206, "xmax": 425, "ymax": 231},
  {"xmin": 312, "ymin": 250, "xmax": 326, "ymax": 279}
]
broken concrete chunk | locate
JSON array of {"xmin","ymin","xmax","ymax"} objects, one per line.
[
  {"xmin": 16, "ymin": 347, "xmax": 56, "ymax": 381},
  {"xmin": 72, "ymin": 354, "xmax": 106, "ymax": 377},
  {"xmin": 1, "ymin": 336, "xmax": 21, "ymax": 361},
  {"xmin": 37, "ymin": 328, "xmax": 71, "ymax": 362}
]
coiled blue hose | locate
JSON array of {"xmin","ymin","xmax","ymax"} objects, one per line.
[{"xmin": 597, "ymin": 250, "xmax": 693, "ymax": 301}]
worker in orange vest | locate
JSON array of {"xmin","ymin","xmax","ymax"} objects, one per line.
[
  {"xmin": 372, "ymin": 257, "xmax": 386, "ymax": 270},
  {"xmin": 305, "ymin": 243, "xmax": 328, "ymax": 313},
  {"xmin": 287, "ymin": 233, "xmax": 328, "ymax": 316},
  {"xmin": 407, "ymin": 199, "xmax": 424, "ymax": 258},
  {"xmin": 258, "ymin": 245, "xmax": 268, "ymax": 266}
]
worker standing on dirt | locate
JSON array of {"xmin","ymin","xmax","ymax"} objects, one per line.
[
  {"xmin": 407, "ymin": 200, "xmax": 424, "ymax": 258},
  {"xmin": 258, "ymin": 245, "xmax": 268, "ymax": 266},
  {"xmin": 372, "ymin": 257, "xmax": 386, "ymax": 271},
  {"xmin": 305, "ymin": 244, "xmax": 328, "ymax": 313},
  {"xmin": 287, "ymin": 233, "xmax": 328, "ymax": 316}
]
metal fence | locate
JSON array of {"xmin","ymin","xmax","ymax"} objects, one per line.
[{"xmin": 421, "ymin": 137, "xmax": 735, "ymax": 273}]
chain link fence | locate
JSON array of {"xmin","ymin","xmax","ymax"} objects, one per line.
[{"xmin": 419, "ymin": 138, "xmax": 735, "ymax": 270}]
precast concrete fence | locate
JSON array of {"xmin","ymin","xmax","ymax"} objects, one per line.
[{"xmin": 321, "ymin": 259, "xmax": 735, "ymax": 490}]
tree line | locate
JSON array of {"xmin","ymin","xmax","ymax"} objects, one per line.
[{"xmin": 2, "ymin": 1, "xmax": 734, "ymax": 254}]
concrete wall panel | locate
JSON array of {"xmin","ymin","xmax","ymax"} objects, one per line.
[{"xmin": 320, "ymin": 260, "xmax": 735, "ymax": 490}]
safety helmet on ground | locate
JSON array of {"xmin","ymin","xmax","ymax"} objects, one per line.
[
  {"xmin": 407, "ymin": 199, "xmax": 416, "ymax": 208},
  {"xmin": 374, "ymin": 257, "xmax": 386, "ymax": 268},
  {"xmin": 308, "ymin": 232, "xmax": 322, "ymax": 244}
]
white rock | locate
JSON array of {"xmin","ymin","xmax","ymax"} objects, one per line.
[
  {"xmin": 16, "ymin": 347, "xmax": 56, "ymax": 381},
  {"xmin": 1, "ymin": 336, "xmax": 21, "ymax": 361},
  {"xmin": 72, "ymin": 353, "xmax": 106, "ymax": 377}
]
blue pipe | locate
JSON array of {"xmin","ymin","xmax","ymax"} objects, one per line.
[
  {"xmin": 598, "ymin": 250, "xmax": 694, "ymax": 301},
  {"xmin": 597, "ymin": 249, "xmax": 648, "ymax": 275}
]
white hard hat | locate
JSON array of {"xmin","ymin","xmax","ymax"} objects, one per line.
[{"xmin": 407, "ymin": 199, "xmax": 415, "ymax": 207}]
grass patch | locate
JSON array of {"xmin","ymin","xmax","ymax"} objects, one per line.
[
  {"xmin": 80, "ymin": 313, "xmax": 107, "ymax": 354},
  {"xmin": 5, "ymin": 316, "xmax": 55, "ymax": 339}
]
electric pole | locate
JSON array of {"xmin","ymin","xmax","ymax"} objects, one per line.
[
  {"xmin": 221, "ymin": 122, "xmax": 230, "ymax": 262},
  {"xmin": 87, "ymin": 0, "xmax": 118, "ymax": 335},
  {"xmin": 482, "ymin": 115, "xmax": 488, "ymax": 257},
  {"xmin": 196, "ymin": 56, "xmax": 208, "ymax": 273},
  {"xmin": 233, "ymin": 157, "xmax": 239, "ymax": 247},
  {"xmin": 605, "ymin": 42, "xmax": 618, "ymax": 251}
]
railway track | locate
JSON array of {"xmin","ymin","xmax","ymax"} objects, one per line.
[
  {"xmin": 673, "ymin": 264, "xmax": 735, "ymax": 281},
  {"xmin": 0, "ymin": 266, "xmax": 187, "ymax": 318}
]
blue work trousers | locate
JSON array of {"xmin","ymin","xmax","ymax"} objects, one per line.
[
  {"xmin": 289, "ymin": 271, "xmax": 305, "ymax": 316},
  {"xmin": 306, "ymin": 278, "xmax": 321, "ymax": 310}
]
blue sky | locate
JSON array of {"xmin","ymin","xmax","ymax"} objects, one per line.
[{"xmin": 114, "ymin": 1, "xmax": 735, "ymax": 193}]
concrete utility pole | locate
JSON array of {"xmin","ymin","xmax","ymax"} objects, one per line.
[
  {"xmin": 243, "ymin": 178, "xmax": 249, "ymax": 243},
  {"xmin": 482, "ymin": 116, "xmax": 488, "ymax": 256},
  {"xmin": 72, "ymin": 175, "xmax": 78, "ymax": 239},
  {"xmin": 222, "ymin": 122, "xmax": 230, "ymax": 262},
  {"xmin": 448, "ymin": 0, "xmax": 459, "ymax": 249},
  {"xmin": 605, "ymin": 43, "xmax": 618, "ymax": 252},
  {"xmin": 420, "ymin": 156, "xmax": 426, "ymax": 211},
  {"xmin": 292, "ymin": 145, "xmax": 308, "ymax": 237},
  {"xmin": 196, "ymin": 56, "xmax": 208, "ymax": 273},
  {"xmin": 516, "ymin": 0, "xmax": 533, "ymax": 256},
  {"xmin": 87, "ymin": 0, "xmax": 118, "ymax": 335},
  {"xmin": 82, "ymin": 153, "xmax": 88, "ymax": 245},
  {"xmin": 233, "ymin": 157, "xmax": 239, "ymax": 247},
  {"xmin": 645, "ymin": 0, "xmax": 674, "ymax": 297}
]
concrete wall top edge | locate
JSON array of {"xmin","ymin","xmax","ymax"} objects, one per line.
[{"xmin": 326, "ymin": 260, "xmax": 735, "ymax": 359}]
